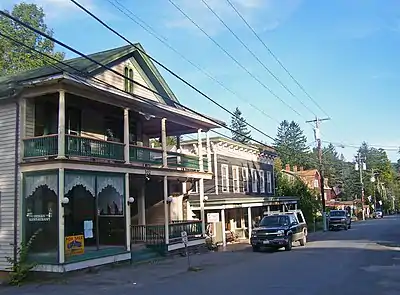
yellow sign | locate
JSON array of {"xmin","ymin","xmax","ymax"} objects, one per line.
[{"xmin": 65, "ymin": 235, "xmax": 84, "ymax": 256}]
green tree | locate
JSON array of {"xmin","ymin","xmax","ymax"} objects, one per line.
[
  {"xmin": 150, "ymin": 136, "xmax": 180, "ymax": 148},
  {"xmin": 230, "ymin": 107, "xmax": 252, "ymax": 144},
  {"xmin": 0, "ymin": 3, "xmax": 65, "ymax": 76},
  {"xmin": 275, "ymin": 171, "xmax": 319, "ymax": 223},
  {"xmin": 274, "ymin": 120, "xmax": 311, "ymax": 168}
]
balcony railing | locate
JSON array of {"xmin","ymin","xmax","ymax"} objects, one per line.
[
  {"xmin": 65, "ymin": 135, "xmax": 124, "ymax": 161},
  {"xmin": 23, "ymin": 135, "xmax": 210, "ymax": 172},
  {"xmin": 23, "ymin": 135, "xmax": 58, "ymax": 158}
]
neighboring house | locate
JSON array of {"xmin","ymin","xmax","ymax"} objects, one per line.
[
  {"xmin": 0, "ymin": 44, "xmax": 223, "ymax": 272},
  {"xmin": 175, "ymin": 137, "xmax": 299, "ymax": 245},
  {"xmin": 281, "ymin": 164, "xmax": 336, "ymax": 202}
]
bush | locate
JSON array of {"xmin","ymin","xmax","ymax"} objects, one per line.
[{"xmin": 6, "ymin": 228, "xmax": 42, "ymax": 286}]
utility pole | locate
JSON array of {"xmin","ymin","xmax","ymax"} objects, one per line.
[
  {"xmin": 355, "ymin": 152, "xmax": 366, "ymax": 220},
  {"xmin": 306, "ymin": 117, "xmax": 330, "ymax": 231}
]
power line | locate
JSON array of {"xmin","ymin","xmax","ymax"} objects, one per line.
[
  {"xmin": 200, "ymin": 0, "xmax": 317, "ymax": 118},
  {"xmin": 67, "ymin": 0, "xmax": 278, "ymax": 141},
  {"xmin": 225, "ymin": 0, "xmax": 330, "ymax": 119},
  {"xmin": 106, "ymin": 0, "xmax": 279, "ymax": 123},
  {"xmin": 167, "ymin": 0, "xmax": 306, "ymax": 119},
  {"xmin": 0, "ymin": 26, "xmax": 277, "ymax": 151}
]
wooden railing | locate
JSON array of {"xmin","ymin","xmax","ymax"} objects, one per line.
[
  {"xmin": 65, "ymin": 134, "xmax": 125, "ymax": 161},
  {"xmin": 22, "ymin": 135, "xmax": 209, "ymax": 172},
  {"xmin": 131, "ymin": 220, "xmax": 203, "ymax": 246},
  {"xmin": 23, "ymin": 135, "xmax": 58, "ymax": 158}
]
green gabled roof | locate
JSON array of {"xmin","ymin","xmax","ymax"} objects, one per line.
[{"xmin": 0, "ymin": 43, "xmax": 179, "ymax": 105}]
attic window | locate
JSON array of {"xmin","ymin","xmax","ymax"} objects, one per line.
[{"xmin": 124, "ymin": 67, "xmax": 134, "ymax": 93}]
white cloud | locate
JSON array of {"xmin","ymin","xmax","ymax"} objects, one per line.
[{"xmin": 165, "ymin": 0, "xmax": 302, "ymax": 35}]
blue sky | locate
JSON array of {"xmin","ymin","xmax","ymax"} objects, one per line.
[{"xmin": 2, "ymin": 0, "xmax": 400, "ymax": 162}]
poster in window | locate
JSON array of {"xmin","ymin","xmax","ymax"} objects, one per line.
[{"xmin": 65, "ymin": 235, "xmax": 85, "ymax": 256}]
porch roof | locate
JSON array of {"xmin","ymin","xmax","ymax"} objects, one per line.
[{"xmin": 189, "ymin": 194, "xmax": 299, "ymax": 207}]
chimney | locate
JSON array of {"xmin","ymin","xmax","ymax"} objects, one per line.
[
  {"xmin": 300, "ymin": 166, "xmax": 304, "ymax": 171},
  {"xmin": 293, "ymin": 165, "xmax": 298, "ymax": 172},
  {"xmin": 285, "ymin": 164, "xmax": 290, "ymax": 171}
]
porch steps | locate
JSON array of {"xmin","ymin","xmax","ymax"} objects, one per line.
[{"xmin": 131, "ymin": 244, "xmax": 163, "ymax": 263}]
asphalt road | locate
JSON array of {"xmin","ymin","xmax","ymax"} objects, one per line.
[{"xmin": 3, "ymin": 216, "xmax": 400, "ymax": 295}]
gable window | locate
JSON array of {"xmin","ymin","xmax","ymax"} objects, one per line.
[
  {"xmin": 128, "ymin": 68, "xmax": 134, "ymax": 93},
  {"xmin": 124, "ymin": 66, "xmax": 129, "ymax": 92},
  {"xmin": 232, "ymin": 166, "xmax": 240, "ymax": 193},
  {"xmin": 242, "ymin": 167, "xmax": 249, "ymax": 193},
  {"xmin": 251, "ymin": 169, "xmax": 258, "ymax": 193},
  {"xmin": 266, "ymin": 171, "xmax": 272, "ymax": 193},
  {"xmin": 259, "ymin": 170, "xmax": 265, "ymax": 193},
  {"xmin": 221, "ymin": 164, "xmax": 229, "ymax": 193},
  {"xmin": 124, "ymin": 66, "xmax": 134, "ymax": 93}
]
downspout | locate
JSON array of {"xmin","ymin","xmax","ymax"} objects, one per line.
[{"xmin": 13, "ymin": 100, "xmax": 20, "ymax": 262}]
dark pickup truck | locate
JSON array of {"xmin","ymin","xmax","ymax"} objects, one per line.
[
  {"xmin": 328, "ymin": 210, "xmax": 351, "ymax": 230},
  {"xmin": 250, "ymin": 210, "xmax": 308, "ymax": 252}
]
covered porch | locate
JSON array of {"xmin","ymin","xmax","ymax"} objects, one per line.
[
  {"xmin": 20, "ymin": 78, "xmax": 220, "ymax": 172},
  {"xmin": 189, "ymin": 196, "xmax": 299, "ymax": 246}
]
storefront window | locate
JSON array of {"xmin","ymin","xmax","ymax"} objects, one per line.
[{"xmin": 25, "ymin": 185, "xmax": 59, "ymax": 264}]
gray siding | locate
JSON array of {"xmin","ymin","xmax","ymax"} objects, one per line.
[
  {"xmin": 217, "ymin": 154, "xmax": 274, "ymax": 197},
  {"xmin": 0, "ymin": 101, "xmax": 18, "ymax": 270}
]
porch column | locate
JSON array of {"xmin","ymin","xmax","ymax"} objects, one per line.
[
  {"xmin": 124, "ymin": 108, "xmax": 130, "ymax": 164},
  {"xmin": 163, "ymin": 176, "xmax": 169, "ymax": 244},
  {"xmin": 161, "ymin": 118, "xmax": 168, "ymax": 167},
  {"xmin": 138, "ymin": 185, "xmax": 146, "ymax": 225},
  {"xmin": 221, "ymin": 208, "xmax": 226, "ymax": 247},
  {"xmin": 247, "ymin": 207, "xmax": 252, "ymax": 244},
  {"xmin": 197, "ymin": 129, "xmax": 203, "ymax": 172},
  {"xmin": 199, "ymin": 178, "xmax": 206, "ymax": 235},
  {"xmin": 20, "ymin": 98, "xmax": 26, "ymax": 159},
  {"xmin": 206, "ymin": 131, "xmax": 211, "ymax": 172},
  {"xmin": 56, "ymin": 90, "xmax": 66, "ymax": 159},
  {"xmin": 58, "ymin": 168, "xmax": 65, "ymax": 263},
  {"xmin": 125, "ymin": 173, "xmax": 131, "ymax": 251}
]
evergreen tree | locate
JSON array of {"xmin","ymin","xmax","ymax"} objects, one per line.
[
  {"xmin": 0, "ymin": 3, "xmax": 65, "ymax": 76},
  {"xmin": 230, "ymin": 107, "xmax": 252, "ymax": 144},
  {"xmin": 274, "ymin": 120, "xmax": 310, "ymax": 168}
]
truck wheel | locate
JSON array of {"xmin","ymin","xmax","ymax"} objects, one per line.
[
  {"xmin": 285, "ymin": 237, "xmax": 293, "ymax": 251},
  {"xmin": 299, "ymin": 234, "xmax": 307, "ymax": 246},
  {"xmin": 252, "ymin": 246, "xmax": 260, "ymax": 252}
]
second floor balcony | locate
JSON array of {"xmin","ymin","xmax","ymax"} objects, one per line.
[{"xmin": 20, "ymin": 89, "xmax": 214, "ymax": 173}]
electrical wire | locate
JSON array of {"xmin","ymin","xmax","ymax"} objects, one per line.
[
  {"xmin": 66, "ymin": 0, "xmax": 279, "ymax": 141},
  {"xmin": 225, "ymin": 0, "xmax": 330, "ymax": 119},
  {"xmin": 167, "ymin": 0, "xmax": 306, "ymax": 120},
  {"xmin": 105, "ymin": 0, "xmax": 279, "ymax": 124},
  {"xmin": 0, "ymin": 28, "xmax": 280, "ymax": 154},
  {"xmin": 200, "ymin": 0, "xmax": 317, "ymax": 118}
]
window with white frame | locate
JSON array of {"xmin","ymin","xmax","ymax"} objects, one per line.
[
  {"xmin": 242, "ymin": 167, "xmax": 249, "ymax": 193},
  {"xmin": 251, "ymin": 169, "xmax": 258, "ymax": 193},
  {"xmin": 221, "ymin": 164, "xmax": 229, "ymax": 193},
  {"xmin": 232, "ymin": 166, "xmax": 240, "ymax": 193},
  {"xmin": 266, "ymin": 171, "xmax": 272, "ymax": 193},
  {"xmin": 259, "ymin": 170, "xmax": 265, "ymax": 193},
  {"xmin": 313, "ymin": 179, "xmax": 319, "ymax": 188}
]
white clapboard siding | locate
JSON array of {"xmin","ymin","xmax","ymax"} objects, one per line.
[
  {"xmin": 0, "ymin": 101, "xmax": 18, "ymax": 270},
  {"xmin": 94, "ymin": 58, "xmax": 160, "ymax": 102}
]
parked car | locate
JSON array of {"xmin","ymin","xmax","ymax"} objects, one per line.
[
  {"xmin": 250, "ymin": 210, "xmax": 307, "ymax": 252},
  {"xmin": 374, "ymin": 210, "xmax": 383, "ymax": 219},
  {"xmin": 328, "ymin": 210, "xmax": 351, "ymax": 230}
]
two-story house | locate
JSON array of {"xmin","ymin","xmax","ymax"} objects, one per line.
[
  {"xmin": 281, "ymin": 164, "xmax": 336, "ymax": 201},
  {"xmin": 0, "ymin": 44, "xmax": 223, "ymax": 273},
  {"xmin": 177, "ymin": 137, "xmax": 299, "ymax": 245}
]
